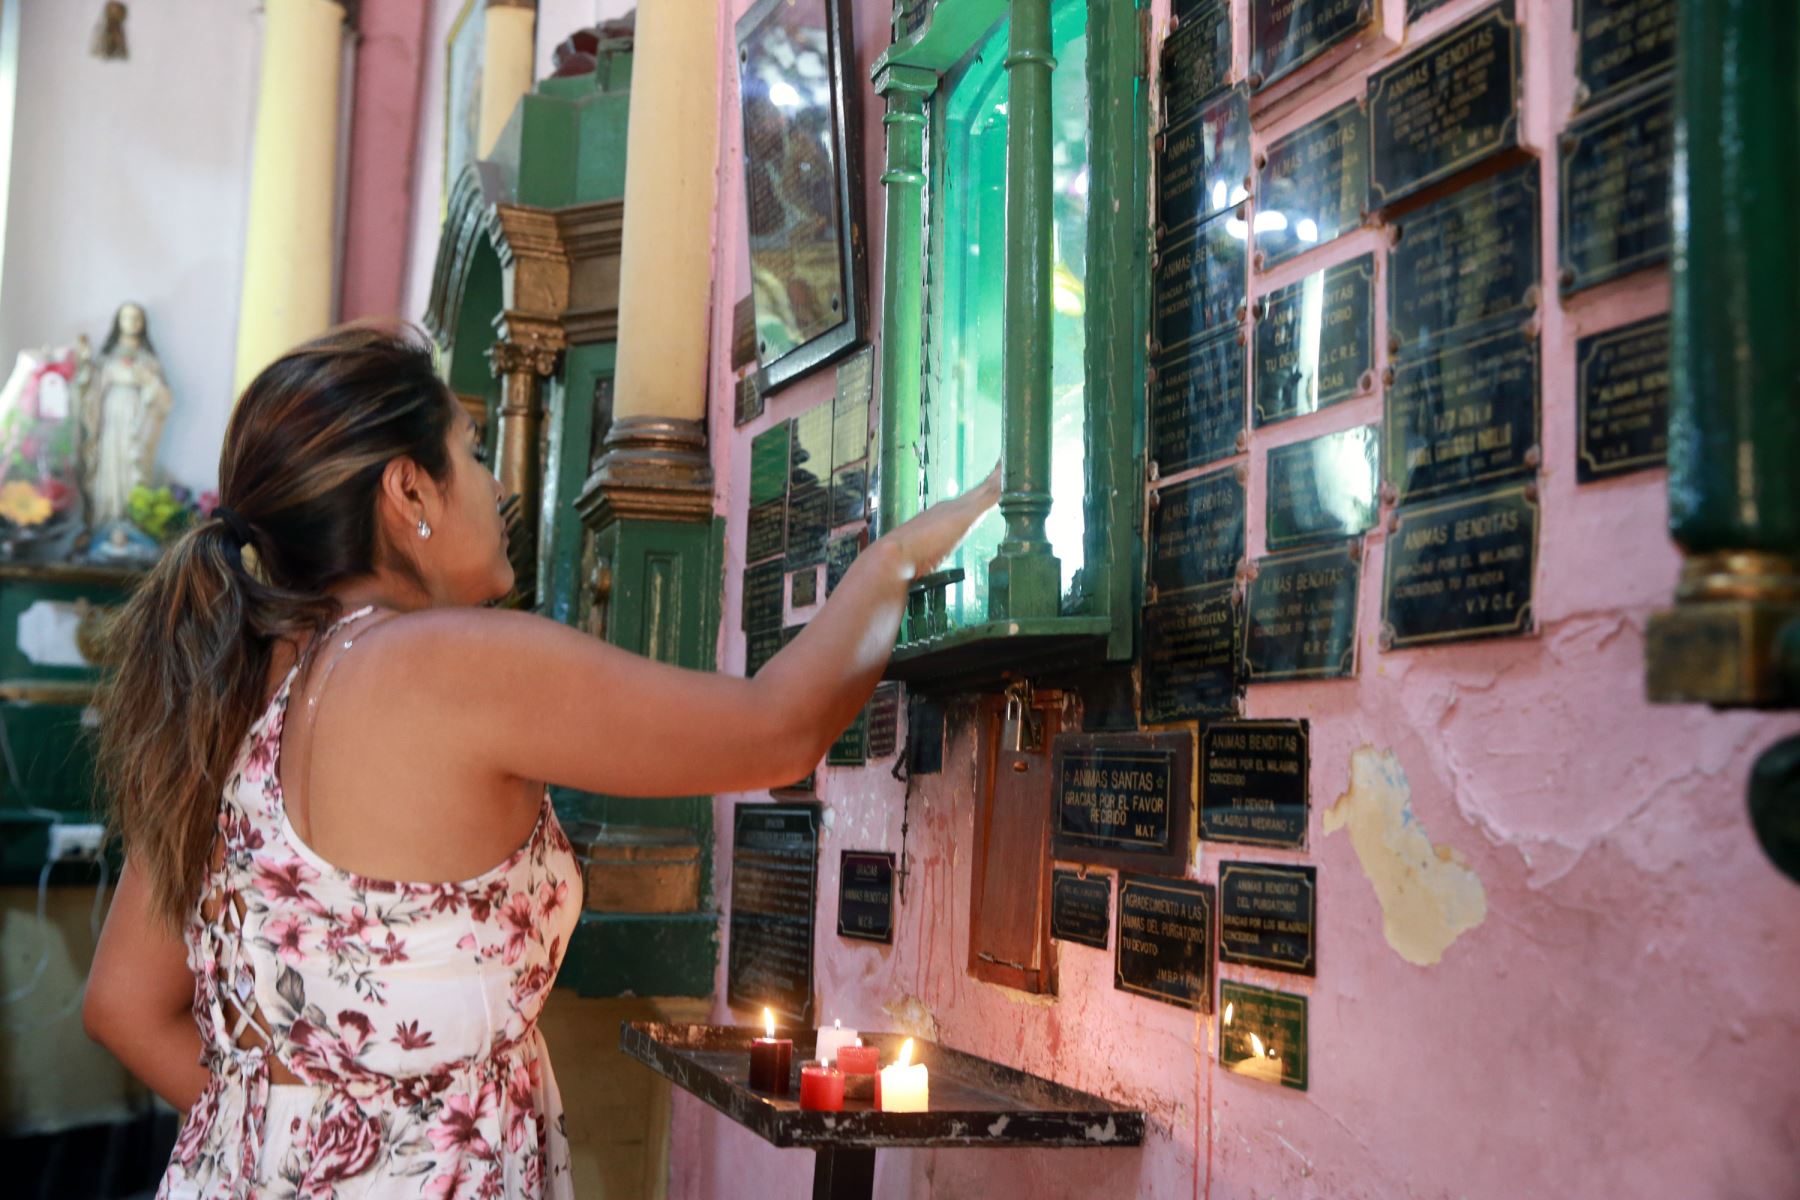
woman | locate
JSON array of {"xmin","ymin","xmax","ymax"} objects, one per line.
[{"xmin": 83, "ymin": 326, "xmax": 997, "ymax": 1197}]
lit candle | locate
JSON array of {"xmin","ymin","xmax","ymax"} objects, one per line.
[
  {"xmin": 798, "ymin": 1060, "xmax": 846, "ymax": 1112},
  {"xmin": 748, "ymin": 1008, "xmax": 793, "ymax": 1096},
  {"xmin": 837, "ymin": 1040, "xmax": 879, "ymax": 1101},
  {"xmin": 877, "ymin": 1037, "xmax": 929, "ymax": 1113},
  {"xmin": 814, "ymin": 1019, "xmax": 860, "ymax": 1067}
]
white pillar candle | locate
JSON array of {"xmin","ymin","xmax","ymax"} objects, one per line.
[
  {"xmin": 878, "ymin": 1038, "xmax": 929, "ymax": 1113},
  {"xmin": 815, "ymin": 1020, "xmax": 860, "ymax": 1067}
]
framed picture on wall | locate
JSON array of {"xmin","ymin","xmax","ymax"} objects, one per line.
[
  {"xmin": 736, "ymin": 0, "xmax": 869, "ymax": 395},
  {"xmin": 444, "ymin": 0, "xmax": 486, "ymax": 204}
]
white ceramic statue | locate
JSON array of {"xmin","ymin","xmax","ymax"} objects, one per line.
[{"xmin": 77, "ymin": 301, "xmax": 171, "ymax": 529}]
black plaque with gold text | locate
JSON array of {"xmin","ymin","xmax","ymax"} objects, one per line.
[
  {"xmin": 750, "ymin": 421, "xmax": 790, "ymax": 506},
  {"xmin": 825, "ymin": 529, "xmax": 864, "ymax": 595},
  {"xmin": 1267, "ymin": 424, "xmax": 1380, "ymax": 549},
  {"xmin": 728, "ymin": 803, "xmax": 820, "ymax": 1024},
  {"xmin": 1246, "ymin": 543, "xmax": 1360, "ymax": 681},
  {"xmin": 1201, "ymin": 719, "xmax": 1309, "ymax": 849},
  {"xmin": 827, "ymin": 705, "xmax": 866, "ymax": 766},
  {"xmin": 1052, "ymin": 731, "xmax": 1195, "ymax": 874},
  {"xmin": 1577, "ymin": 314, "xmax": 1668, "ymax": 482},
  {"xmin": 830, "ymin": 462, "xmax": 868, "ymax": 527},
  {"xmin": 1386, "ymin": 321, "xmax": 1539, "ymax": 503},
  {"xmin": 790, "ymin": 403, "xmax": 833, "ymax": 489},
  {"xmin": 743, "ymin": 559, "xmax": 785, "ymax": 632},
  {"xmin": 1116, "ymin": 875, "xmax": 1216, "ymax": 1012},
  {"xmin": 1255, "ymin": 103, "xmax": 1370, "ymax": 269},
  {"xmin": 837, "ymin": 850, "xmax": 894, "ymax": 944},
  {"xmin": 1251, "ymin": 0, "xmax": 1373, "ymax": 91},
  {"xmin": 1162, "ymin": 0, "xmax": 1233, "ymax": 123},
  {"xmin": 1142, "ymin": 584, "xmax": 1240, "ymax": 723},
  {"xmin": 1575, "ymin": 0, "xmax": 1676, "ymax": 107},
  {"xmin": 1367, "ymin": 1, "xmax": 1522, "ymax": 207},
  {"xmin": 1559, "ymin": 82, "xmax": 1673, "ymax": 295},
  {"xmin": 1152, "ymin": 329, "xmax": 1244, "ymax": 476},
  {"xmin": 747, "ymin": 499, "xmax": 785, "ymax": 564},
  {"xmin": 1389, "ymin": 163, "xmax": 1539, "ymax": 350},
  {"xmin": 745, "ymin": 628, "xmax": 783, "ymax": 677},
  {"xmin": 1159, "ymin": 88, "xmax": 1251, "ymax": 235},
  {"xmin": 1383, "ymin": 483, "xmax": 1538, "ymax": 647},
  {"xmin": 1154, "ymin": 211, "xmax": 1248, "ymax": 353},
  {"xmin": 1052, "ymin": 870, "xmax": 1112, "ymax": 950},
  {"xmin": 1218, "ymin": 861, "xmax": 1317, "ymax": 975},
  {"xmin": 1150, "ymin": 468, "xmax": 1246, "ymax": 596},
  {"xmin": 785, "ymin": 484, "xmax": 830, "ymax": 568},
  {"xmin": 1255, "ymin": 255, "xmax": 1374, "ymax": 425},
  {"xmin": 791, "ymin": 566, "xmax": 819, "ymax": 608},
  {"xmin": 866, "ymin": 682, "xmax": 902, "ymax": 759},
  {"xmin": 1220, "ymin": 981, "xmax": 1309, "ymax": 1089}
]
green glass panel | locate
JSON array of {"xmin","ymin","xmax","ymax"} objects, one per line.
[{"xmin": 925, "ymin": 0, "xmax": 1089, "ymax": 631}]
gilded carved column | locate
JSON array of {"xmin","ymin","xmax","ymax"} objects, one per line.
[{"xmin": 488, "ymin": 333, "xmax": 561, "ymax": 584}]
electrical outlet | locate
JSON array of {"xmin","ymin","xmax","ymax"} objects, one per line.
[{"xmin": 47, "ymin": 822, "xmax": 104, "ymax": 863}]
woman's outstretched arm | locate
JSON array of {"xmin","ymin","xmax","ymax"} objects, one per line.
[{"xmin": 377, "ymin": 469, "xmax": 1001, "ymax": 799}]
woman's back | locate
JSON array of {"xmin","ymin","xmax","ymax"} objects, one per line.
[{"xmin": 162, "ymin": 608, "xmax": 581, "ymax": 1198}]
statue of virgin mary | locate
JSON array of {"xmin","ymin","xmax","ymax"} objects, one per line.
[{"xmin": 78, "ymin": 301, "xmax": 171, "ymax": 533}]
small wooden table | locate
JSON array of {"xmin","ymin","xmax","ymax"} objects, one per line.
[{"xmin": 620, "ymin": 1023, "xmax": 1145, "ymax": 1200}]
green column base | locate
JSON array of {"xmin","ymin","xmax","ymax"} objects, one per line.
[{"xmin": 987, "ymin": 546, "xmax": 1062, "ymax": 621}]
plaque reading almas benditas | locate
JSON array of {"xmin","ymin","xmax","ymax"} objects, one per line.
[
  {"xmin": 1142, "ymin": 584, "xmax": 1240, "ymax": 723},
  {"xmin": 1152, "ymin": 328, "xmax": 1244, "ymax": 476},
  {"xmin": 1255, "ymin": 103, "xmax": 1371, "ymax": 270},
  {"xmin": 1255, "ymin": 254, "xmax": 1374, "ymax": 426},
  {"xmin": 1116, "ymin": 875, "xmax": 1216, "ymax": 1012},
  {"xmin": 1150, "ymin": 468, "xmax": 1246, "ymax": 596},
  {"xmin": 1367, "ymin": 0, "xmax": 1522, "ymax": 207},
  {"xmin": 1052, "ymin": 731, "xmax": 1195, "ymax": 874},
  {"xmin": 1201, "ymin": 719, "xmax": 1308, "ymax": 850},
  {"xmin": 1218, "ymin": 861, "xmax": 1317, "ymax": 975},
  {"xmin": 1245, "ymin": 542, "xmax": 1360, "ymax": 681},
  {"xmin": 1266, "ymin": 424, "xmax": 1379, "ymax": 550},
  {"xmin": 837, "ymin": 850, "xmax": 894, "ymax": 944},
  {"xmin": 1559, "ymin": 81, "xmax": 1673, "ymax": 295},
  {"xmin": 1158, "ymin": 88, "xmax": 1251, "ymax": 235},
  {"xmin": 1386, "ymin": 321, "xmax": 1539, "ymax": 504},
  {"xmin": 1389, "ymin": 163, "xmax": 1540, "ymax": 350},
  {"xmin": 1154, "ymin": 211, "xmax": 1248, "ymax": 353},
  {"xmin": 1576, "ymin": 314, "xmax": 1668, "ymax": 483},
  {"xmin": 1382, "ymin": 482, "xmax": 1538, "ymax": 648}
]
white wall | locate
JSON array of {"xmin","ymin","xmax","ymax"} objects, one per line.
[
  {"xmin": 0, "ymin": 0, "xmax": 261, "ymax": 493},
  {"xmin": 533, "ymin": 0, "xmax": 637, "ymax": 83}
]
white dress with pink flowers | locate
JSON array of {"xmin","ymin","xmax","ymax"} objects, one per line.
[{"xmin": 157, "ymin": 611, "xmax": 583, "ymax": 1200}]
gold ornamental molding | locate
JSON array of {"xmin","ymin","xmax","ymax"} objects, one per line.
[{"xmin": 577, "ymin": 415, "xmax": 715, "ymax": 527}]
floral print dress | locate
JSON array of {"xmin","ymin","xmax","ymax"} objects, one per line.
[{"xmin": 159, "ymin": 609, "xmax": 583, "ymax": 1200}]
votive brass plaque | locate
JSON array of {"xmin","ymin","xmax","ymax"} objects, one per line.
[
  {"xmin": 1382, "ymin": 482, "xmax": 1538, "ymax": 647},
  {"xmin": 1162, "ymin": 0, "xmax": 1233, "ymax": 124},
  {"xmin": 1200, "ymin": 719, "xmax": 1308, "ymax": 849},
  {"xmin": 1575, "ymin": 0, "xmax": 1675, "ymax": 107},
  {"xmin": 742, "ymin": 559, "xmax": 785, "ymax": 632},
  {"xmin": 1152, "ymin": 328, "xmax": 1245, "ymax": 476},
  {"xmin": 1386, "ymin": 320, "xmax": 1539, "ymax": 504},
  {"xmin": 1576, "ymin": 314, "xmax": 1668, "ymax": 482},
  {"xmin": 1218, "ymin": 861, "xmax": 1316, "ymax": 975},
  {"xmin": 1245, "ymin": 542, "xmax": 1360, "ymax": 681},
  {"xmin": 1255, "ymin": 254, "xmax": 1374, "ymax": 426},
  {"xmin": 1116, "ymin": 875, "xmax": 1217, "ymax": 1012},
  {"xmin": 727, "ymin": 802, "xmax": 820, "ymax": 1025},
  {"xmin": 1150, "ymin": 467, "xmax": 1246, "ymax": 596},
  {"xmin": 747, "ymin": 499, "xmax": 785, "ymax": 565},
  {"xmin": 1154, "ymin": 211, "xmax": 1248, "ymax": 353},
  {"xmin": 1367, "ymin": 0, "xmax": 1522, "ymax": 207},
  {"xmin": 1558, "ymin": 81, "xmax": 1673, "ymax": 294},
  {"xmin": 1052, "ymin": 730, "xmax": 1195, "ymax": 874},
  {"xmin": 1220, "ymin": 980, "xmax": 1309, "ymax": 1089},
  {"xmin": 785, "ymin": 484, "xmax": 830, "ymax": 568},
  {"xmin": 1250, "ymin": 0, "xmax": 1373, "ymax": 92},
  {"xmin": 837, "ymin": 850, "xmax": 894, "ymax": 944},
  {"xmin": 1052, "ymin": 870, "xmax": 1112, "ymax": 950},
  {"xmin": 1388, "ymin": 162, "xmax": 1539, "ymax": 350},
  {"xmin": 1266, "ymin": 423, "xmax": 1379, "ymax": 549},
  {"xmin": 866, "ymin": 682, "xmax": 902, "ymax": 759},
  {"xmin": 1255, "ymin": 103, "xmax": 1370, "ymax": 269},
  {"xmin": 1142, "ymin": 584, "xmax": 1240, "ymax": 723}
]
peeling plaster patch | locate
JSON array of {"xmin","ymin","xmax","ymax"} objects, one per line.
[
  {"xmin": 1324, "ymin": 746, "xmax": 1488, "ymax": 966},
  {"xmin": 988, "ymin": 1115, "xmax": 1011, "ymax": 1136},
  {"xmin": 881, "ymin": 994, "xmax": 941, "ymax": 1042},
  {"xmin": 1084, "ymin": 1117, "xmax": 1119, "ymax": 1142}
]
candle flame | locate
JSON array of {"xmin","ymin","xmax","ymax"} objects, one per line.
[
  {"xmin": 1223, "ymin": 1003, "xmax": 1234, "ymax": 1025},
  {"xmin": 896, "ymin": 1037, "xmax": 914, "ymax": 1067},
  {"xmin": 763, "ymin": 1008, "xmax": 775, "ymax": 1039},
  {"xmin": 1249, "ymin": 1033, "xmax": 1266, "ymax": 1058},
  {"xmin": 834, "ymin": 1018, "xmax": 842, "ymax": 1029}
]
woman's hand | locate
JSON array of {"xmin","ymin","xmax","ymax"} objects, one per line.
[{"xmin": 883, "ymin": 463, "xmax": 1002, "ymax": 578}]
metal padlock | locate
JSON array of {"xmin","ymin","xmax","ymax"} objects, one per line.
[{"xmin": 1001, "ymin": 687, "xmax": 1042, "ymax": 754}]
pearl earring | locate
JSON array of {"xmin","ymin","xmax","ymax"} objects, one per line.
[{"xmin": 417, "ymin": 518, "xmax": 432, "ymax": 540}]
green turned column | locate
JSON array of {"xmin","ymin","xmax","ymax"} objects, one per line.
[
  {"xmin": 987, "ymin": 0, "xmax": 1061, "ymax": 621},
  {"xmin": 874, "ymin": 63, "xmax": 936, "ymax": 535},
  {"xmin": 1646, "ymin": 0, "xmax": 1800, "ymax": 708}
]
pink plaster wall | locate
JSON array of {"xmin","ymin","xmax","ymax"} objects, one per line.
[{"xmin": 684, "ymin": 1, "xmax": 1800, "ymax": 1197}]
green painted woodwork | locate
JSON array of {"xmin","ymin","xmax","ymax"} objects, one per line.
[
  {"xmin": 0, "ymin": 702, "xmax": 95, "ymax": 814},
  {"xmin": 873, "ymin": 0, "xmax": 1148, "ymax": 675},
  {"xmin": 559, "ymin": 911, "xmax": 719, "ymax": 999},
  {"xmin": 541, "ymin": 343, "xmax": 616, "ymax": 625},
  {"xmin": 0, "ymin": 570, "xmax": 129, "ymax": 686},
  {"xmin": 989, "ymin": 0, "xmax": 1064, "ymax": 622},
  {"xmin": 447, "ymin": 240, "xmax": 504, "ymax": 403},
  {"xmin": 1667, "ymin": 0, "xmax": 1800, "ymax": 555},
  {"xmin": 874, "ymin": 63, "xmax": 935, "ymax": 535}
]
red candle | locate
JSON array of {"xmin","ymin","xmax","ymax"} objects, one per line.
[
  {"xmin": 798, "ymin": 1061, "xmax": 845, "ymax": 1112},
  {"xmin": 836, "ymin": 1044, "xmax": 880, "ymax": 1075},
  {"xmin": 748, "ymin": 1008, "xmax": 793, "ymax": 1096}
]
